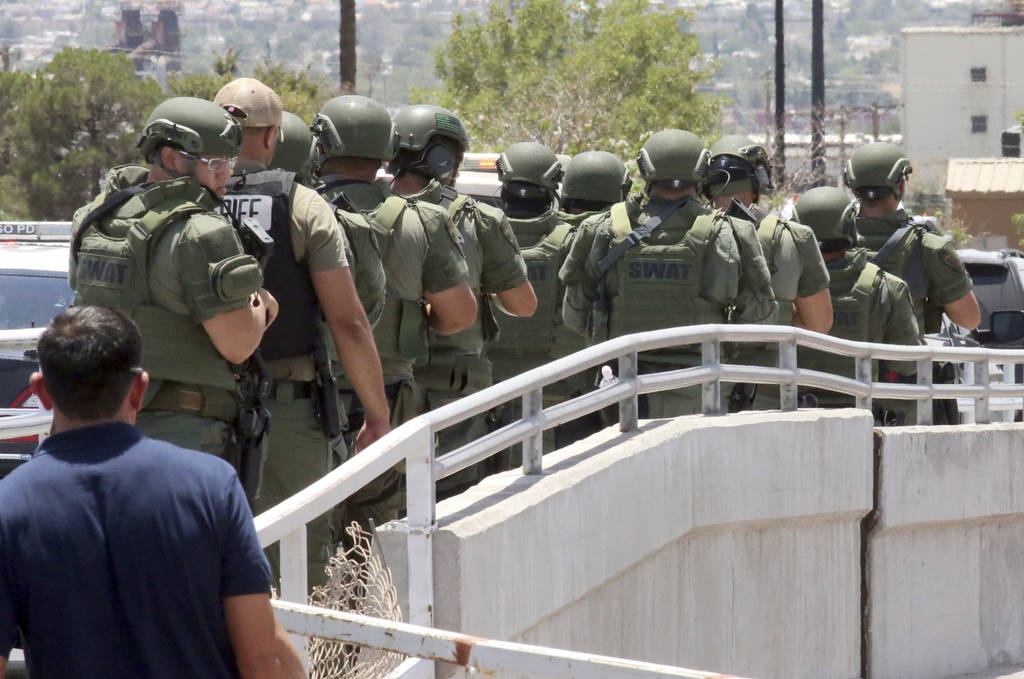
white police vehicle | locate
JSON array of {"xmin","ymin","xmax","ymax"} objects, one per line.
[{"xmin": 0, "ymin": 222, "xmax": 73, "ymax": 476}]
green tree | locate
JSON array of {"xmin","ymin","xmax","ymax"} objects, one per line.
[
  {"xmin": 168, "ymin": 58, "xmax": 333, "ymax": 123},
  {"xmin": 4, "ymin": 48, "xmax": 162, "ymax": 220},
  {"xmin": 421, "ymin": 0, "xmax": 720, "ymax": 156}
]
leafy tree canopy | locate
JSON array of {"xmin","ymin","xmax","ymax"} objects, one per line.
[
  {"xmin": 4, "ymin": 48, "xmax": 162, "ymax": 220},
  {"xmin": 419, "ymin": 0, "xmax": 721, "ymax": 157}
]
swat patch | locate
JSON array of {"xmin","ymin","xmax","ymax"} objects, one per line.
[
  {"xmin": 77, "ymin": 253, "xmax": 133, "ymax": 291},
  {"xmin": 937, "ymin": 244, "xmax": 967, "ymax": 275},
  {"xmin": 627, "ymin": 259, "xmax": 692, "ymax": 281},
  {"xmin": 219, "ymin": 194, "xmax": 274, "ymax": 232}
]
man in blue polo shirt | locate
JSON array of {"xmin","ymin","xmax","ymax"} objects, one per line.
[{"xmin": 0, "ymin": 306, "xmax": 304, "ymax": 679}]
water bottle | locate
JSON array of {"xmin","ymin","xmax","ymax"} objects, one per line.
[{"xmin": 597, "ymin": 365, "xmax": 618, "ymax": 389}]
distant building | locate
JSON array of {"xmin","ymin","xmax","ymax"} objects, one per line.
[
  {"xmin": 945, "ymin": 157, "xmax": 1024, "ymax": 248},
  {"xmin": 901, "ymin": 26, "xmax": 1024, "ymax": 188}
]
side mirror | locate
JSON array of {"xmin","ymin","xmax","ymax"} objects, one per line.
[{"xmin": 990, "ymin": 310, "xmax": 1024, "ymax": 344}]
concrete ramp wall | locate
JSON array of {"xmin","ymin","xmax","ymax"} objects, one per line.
[
  {"xmin": 378, "ymin": 414, "xmax": 1024, "ymax": 679},
  {"xmin": 380, "ymin": 410, "xmax": 874, "ymax": 679},
  {"xmin": 868, "ymin": 425, "xmax": 1024, "ymax": 679}
]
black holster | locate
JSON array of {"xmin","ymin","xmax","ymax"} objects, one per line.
[
  {"xmin": 312, "ymin": 334, "xmax": 342, "ymax": 440},
  {"xmin": 228, "ymin": 351, "xmax": 272, "ymax": 504}
]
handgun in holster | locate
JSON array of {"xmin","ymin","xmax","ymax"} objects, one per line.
[{"xmin": 229, "ymin": 350, "xmax": 273, "ymax": 504}]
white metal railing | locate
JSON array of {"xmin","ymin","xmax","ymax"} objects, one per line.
[
  {"xmin": 5, "ymin": 324, "xmax": 1024, "ymax": 677},
  {"xmin": 271, "ymin": 600, "xmax": 746, "ymax": 679}
]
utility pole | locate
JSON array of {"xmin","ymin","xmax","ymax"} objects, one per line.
[
  {"xmin": 872, "ymin": 102, "xmax": 881, "ymax": 140},
  {"xmin": 810, "ymin": 0, "xmax": 826, "ymax": 185},
  {"xmin": 339, "ymin": 0, "xmax": 356, "ymax": 93},
  {"xmin": 774, "ymin": 0, "xmax": 786, "ymax": 189}
]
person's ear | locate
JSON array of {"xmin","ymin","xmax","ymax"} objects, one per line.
[
  {"xmin": 29, "ymin": 372, "xmax": 53, "ymax": 411},
  {"xmin": 160, "ymin": 146, "xmax": 183, "ymax": 173},
  {"xmin": 126, "ymin": 371, "xmax": 149, "ymax": 413}
]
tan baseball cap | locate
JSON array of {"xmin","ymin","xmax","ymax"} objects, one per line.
[{"xmin": 214, "ymin": 77, "xmax": 283, "ymax": 130}]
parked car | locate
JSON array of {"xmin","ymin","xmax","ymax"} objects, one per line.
[{"xmin": 0, "ymin": 223, "xmax": 73, "ymax": 477}]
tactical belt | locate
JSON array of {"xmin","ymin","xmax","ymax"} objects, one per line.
[
  {"xmin": 144, "ymin": 381, "xmax": 239, "ymax": 422},
  {"xmin": 268, "ymin": 379, "xmax": 313, "ymax": 400}
]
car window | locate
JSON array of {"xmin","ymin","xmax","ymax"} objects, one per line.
[{"xmin": 0, "ymin": 271, "xmax": 73, "ymax": 330}]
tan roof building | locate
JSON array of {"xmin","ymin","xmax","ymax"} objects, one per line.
[{"xmin": 946, "ymin": 158, "xmax": 1024, "ymax": 249}]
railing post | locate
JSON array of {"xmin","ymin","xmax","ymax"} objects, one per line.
[
  {"xmin": 522, "ymin": 388, "xmax": 543, "ymax": 474},
  {"xmin": 1001, "ymin": 361, "xmax": 1013, "ymax": 423},
  {"xmin": 975, "ymin": 358, "xmax": 990, "ymax": 424},
  {"xmin": 701, "ymin": 340, "xmax": 722, "ymax": 415},
  {"xmin": 279, "ymin": 526, "xmax": 309, "ymax": 665},
  {"xmin": 779, "ymin": 339, "xmax": 798, "ymax": 411},
  {"xmin": 618, "ymin": 351, "xmax": 639, "ymax": 432},
  {"xmin": 916, "ymin": 358, "xmax": 933, "ymax": 426},
  {"xmin": 404, "ymin": 421, "xmax": 436, "ymax": 629},
  {"xmin": 855, "ymin": 355, "xmax": 873, "ymax": 411}
]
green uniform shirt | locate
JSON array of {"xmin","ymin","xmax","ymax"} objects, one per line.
[
  {"xmin": 405, "ymin": 179, "xmax": 527, "ymax": 359},
  {"xmin": 321, "ymin": 176, "xmax": 469, "ymax": 382},
  {"xmin": 826, "ymin": 248, "xmax": 920, "ymax": 348},
  {"xmin": 750, "ymin": 207, "xmax": 830, "ymax": 307},
  {"xmin": 857, "ymin": 209, "xmax": 973, "ymax": 334}
]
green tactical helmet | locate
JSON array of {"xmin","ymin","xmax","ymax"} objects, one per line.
[
  {"xmin": 271, "ymin": 111, "xmax": 315, "ymax": 180},
  {"xmin": 842, "ymin": 142, "xmax": 912, "ymax": 199},
  {"xmin": 498, "ymin": 142, "xmax": 563, "ymax": 193},
  {"xmin": 706, "ymin": 134, "xmax": 772, "ymax": 197},
  {"xmin": 794, "ymin": 186, "xmax": 858, "ymax": 248},
  {"xmin": 393, "ymin": 104, "xmax": 469, "ymax": 152},
  {"xmin": 636, "ymin": 129, "xmax": 710, "ymax": 186},
  {"xmin": 560, "ymin": 151, "xmax": 631, "ymax": 203},
  {"xmin": 311, "ymin": 95, "xmax": 397, "ymax": 162},
  {"xmin": 137, "ymin": 97, "xmax": 244, "ymax": 162}
]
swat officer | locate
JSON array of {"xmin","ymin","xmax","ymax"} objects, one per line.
[
  {"xmin": 389, "ymin": 105, "xmax": 536, "ymax": 493},
  {"xmin": 558, "ymin": 151, "xmax": 632, "ymax": 229},
  {"xmin": 485, "ymin": 142, "xmax": 601, "ymax": 450},
  {"xmin": 706, "ymin": 135, "xmax": 832, "ymax": 332},
  {"xmin": 846, "ymin": 142, "xmax": 979, "ymax": 424},
  {"xmin": 793, "ymin": 186, "xmax": 920, "ymax": 422},
  {"xmin": 215, "ymin": 78, "xmax": 390, "ymax": 587},
  {"xmin": 559, "ymin": 129, "xmax": 777, "ymax": 418},
  {"xmin": 70, "ymin": 97, "xmax": 278, "ymax": 460},
  {"xmin": 311, "ymin": 95, "xmax": 476, "ymax": 527},
  {"xmin": 845, "ymin": 142, "xmax": 979, "ymax": 335}
]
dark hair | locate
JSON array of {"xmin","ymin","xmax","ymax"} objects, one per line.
[{"xmin": 37, "ymin": 306, "xmax": 142, "ymax": 420}]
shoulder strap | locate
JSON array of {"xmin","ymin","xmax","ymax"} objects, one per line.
[
  {"xmin": 610, "ymin": 202, "xmax": 631, "ymax": 239},
  {"xmin": 374, "ymin": 195, "xmax": 409, "ymax": 232},
  {"xmin": 71, "ymin": 185, "xmax": 148, "ymax": 265},
  {"xmin": 870, "ymin": 222, "xmax": 914, "ymax": 268},
  {"xmin": 854, "ymin": 261, "xmax": 881, "ymax": 296},
  {"xmin": 440, "ymin": 184, "xmax": 460, "ymax": 211},
  {"xmin": 597, "ymin": 196, "xmax": 694, "ymax": 275},
  {"xmin": 447, "ymin": 193, "xmax": 471, "ymax": 218}
]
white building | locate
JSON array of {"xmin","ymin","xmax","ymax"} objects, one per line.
[{"xmin": 901, "ymin": 26, "xmax": 1024, "ymax": 188}]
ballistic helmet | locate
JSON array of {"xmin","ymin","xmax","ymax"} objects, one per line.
[
  {"xmin": 498, "ymin": 142, "xmax": 563, "ymax": 195},
  {"xmin": 794, "ymin": 186, "xmax": 858, "ymax": 249},
  {"xmin": 311, "ymin": 95, "xmax": 397, "ymax": 162},
  {"xmin": 560, "ymin": 151, "xmax": 631, "ymax": 205},
  {"xmin": 390, "ymin": 105, "xmax": 469, "ymax": 183},
  {"xmin": 635, "ymin": 129, "xmax": 709, "ymax": 188},
  {"xmin": 137, "ymin": 97, "xmax": 243, "ymax": 162},
  {"xmin": 706, "ymin": 135, "xmax": 773, "ymax": 197},
  {"xmin": 843, "ymin": 142, "xmax": 912, "ymax": 200},
  {"xmin": 271, "ymin": 111, "xmax": 315, "ymax": 182}
]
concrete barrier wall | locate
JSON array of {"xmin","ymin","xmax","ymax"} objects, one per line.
[
  {"xmin": 868, "ymin": 424, "xmax": 1024, "ymax": 679},
  {"xmin": 380, "ymin": 410, "xmax": 874, "ymax": 679}
]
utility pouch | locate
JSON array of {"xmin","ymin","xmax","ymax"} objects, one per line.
[{"xmin": 480, "ymin": 294, "xmax": 500, "ymax": 344}]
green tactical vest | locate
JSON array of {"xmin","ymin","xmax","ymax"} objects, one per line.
[
  {"xmin": 489, "ymin": 212, "xmax": 574, "ymax": 358},
  {"xmin": 801, "ymin": 260, "xmax": 883, "ymax": 382},
  {"xmin": 757, "ymin": 215, "xmax": 799, "ymax": 325},
  {"xmin": 858, "ymin": 211, "xmax": 940, "ymax": 333},
  {"xmin": 70, "ymin": 179, "xmax": 240, "ymax": 393},
  {"xmin": 596, "ymin": 201, "xmax": 727, "ymax": 342},
  {"xmin": 370, "ymin": 195, "xmax": 432, "ymax": 365}
]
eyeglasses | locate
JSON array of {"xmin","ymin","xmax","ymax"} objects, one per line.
[{"xmin": 178, "ymin": 151, "xmax": 237, "ymax": 173}]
